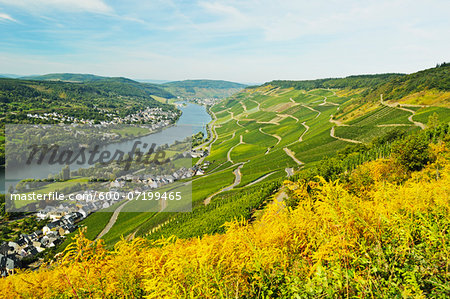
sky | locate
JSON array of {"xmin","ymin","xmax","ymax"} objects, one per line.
[{"xmin": 0, "ymin": 0, "xmax": 449, "ymax": 83}]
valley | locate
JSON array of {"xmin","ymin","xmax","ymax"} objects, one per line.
[
  {"xmin": 1, "ymin": 65, "xmax": 449, "ymax": 297},
  {"xmin": 64, "ymin": 64, "xmax": 449, "ymax": 249}
]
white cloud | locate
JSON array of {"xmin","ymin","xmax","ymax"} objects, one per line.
[
  {"xmin": 196, "ymin": 0, "xmax": 450, "ymax": 42},
  {"xmin": 0, "ymin": 12, "xmax": 17, "ymax": 22},
  {"xmin": 0, "ymin": 0, "xmax": 113, "ymax": 14}
]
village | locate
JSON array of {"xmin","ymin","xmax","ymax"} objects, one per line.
[
  {"xmin": 1, "ymin": 150, "xmax": 211, "ymax": 277},
  {"xmin": 26, "ymin": 106, "xmax": 179, "ymax": 128}
]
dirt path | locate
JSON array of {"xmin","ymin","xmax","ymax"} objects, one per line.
[
  {"xmin": 283, "ymin": 147, "xmax": 304, "ymax": 165},
  {"xmin": 218, "ymin": 131, "xmax": 236, "ymax": 145},
  {"xmin": 319, "ymin": 96, "xmax": 339, "ymax": 106},
  {"xmin": 380, "ymin": 94, "xmax": 425, "ymax": 129},
  {"xmin": 275, "ymin": 190, "xmax": 287, "ymax": 203},
  {"xmin": 249, "ymin": 99, "xmax": 260, "ymax": 111},
  {"xmin": 330, "ymin": 126, "xmax": 362, "ymax": 144},
  {"xmin": 204, "ymin": 163, "xmax": 245, "ymax": 205},
  {"xmin": 259, "ymin": 127, "xmax": 281, "ymax": 145},
  {"xmin": 256, "ymin": 120, "xmax": 280, "ymax": 125},
  {"xmin": 259, "ymin": 127, "xmax": 281, "ymax": 154},
  {"xmin": 376, "ymin": 124, "xmax": 413, "ymax": 127},
  {"xmin": 302, "ymin": 104, "xmax": 321, "ymax": 119},
  {"xmin": 279, "ymin": 113, "xmax": 299, "ymax": 122},
  {"xmin": 227, "ymin": 135, "xmax": 245, "ymax": 163},
  {"xmin": 240, "ymin": 101, "xmax": 247, "ymax": 112},
  {"xmin": 95, "ymin": 199, "xmax": 129, "ymax": 240},
  {"xmin": 126, "ymin": 229, "xmax": 139, "ymax": 241},
  {"xmin": 285, "ymin": 168, "xmax": 294, "ymax": 177},
  {"xmin": 286, "ymin": 121, "xmax": 310, "ymax": 147},
  {"xmin": 244, "ymin": 171, "xmax": 277, "ymax": 187},
  {"xmin": 298, "ymin": 122, "xmax": 309, "ymax": 142},
  {"xmin": 329, "ymin": 115, "xmax": 348, "ymax": 127}
]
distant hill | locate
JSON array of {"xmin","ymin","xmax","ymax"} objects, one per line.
[
  {"xmin": 19, "ymin": 73, "xmax": 175, "ymax": 99},
  {"xmin": 267, "ymin": 73, "xmax": 405, "ymax": 92},
  {"xmin": 161, "ymin": 79, "xmax": 247, "ymax": 99},
  {"xmin": 0, "ymin": 74, "xmax": 22, "ymax": 78},
  {"xmin": 267, "ymin": 63, "xmax": 450, "ymax": 106},
  {"xmin": 364, "ymin": 62, "xmax": 450, "ymax": 105},
  {"xmin": 136, "ymin": 79, "xmax": 171, "ymax": 84},
  {"xmin": 0, "ymin": 77, "xmax": 177, "ymax": 124},
  {"xmin": 19, "ymin": 74, "xmax": 247, "ymax": 99},
  {"xmin": 20, "ymin": 73, "xmax": 109, "ymax": 82}
]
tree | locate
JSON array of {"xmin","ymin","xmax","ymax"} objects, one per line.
[
  {"xmin": 318, "ymin": 157, "xmax": 344, "ymax": 181},
  {"xmin": 427, "ymin": 112, "xmax": 440, "ymax": 129},
  {"xmin": 391, "ymin": 134, "xmax": 430, "ymax": 171}
]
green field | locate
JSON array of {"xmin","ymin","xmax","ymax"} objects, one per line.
[{"xmin": 78, "ymin": 84, "xmax": 442, "ymax": 247}]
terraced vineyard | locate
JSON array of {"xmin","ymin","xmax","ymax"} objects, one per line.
[{"xmin": 66, "ymin": 74, "xmax": 449, "ymax": 247}]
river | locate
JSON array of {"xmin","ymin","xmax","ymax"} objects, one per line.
[{"xmin": 1, "ymin": 102, "xmax": 212, "ymax": 193}]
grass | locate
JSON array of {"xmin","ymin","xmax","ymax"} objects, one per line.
[
  {"xmin": 71, "ymin": 85, "xmax": 448, "ymax": 249},
  {"xmin": 13, "ymin": 177, "xmax": 89, "ymax": 209},
  {"xmin": 348, "ymin": 106, "xmax": 411, "ymax": 125},
  {"xmin": 413, "ymin": 106, "xmax": 450, "ymax": 124},
  {"xmin": 335, "ymin": 125, "xmax": 417, "ymax": 143}
]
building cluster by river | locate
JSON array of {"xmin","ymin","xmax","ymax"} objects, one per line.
[
  {"xmin": 26, "ymin": 106, "xmax": 179, "ymax": 127},
  {"xmin": 2, "ymin": 153, "xmax": 212, "ymax": 276},
  {"xmin": 2, "ymin": 102, "xmax": 213, "ymax": 276}
]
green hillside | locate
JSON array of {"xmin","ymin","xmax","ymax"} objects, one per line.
[
  {"xmin": 20, "ymin": 73, "xmax": 108, "ymax": 82},
  {"xmin": 161, "ymin": 79, "xmax": 247, "ymax": 99},
  {"xmin": 267, "ymin": 73, "xmax": 404, "ymax": 91},
  {"xmin": 1, "ymin": 78, "xmax": 176, "ymax": 122},
  {"xmin": 3, "ymin": 64, "xmax": 450, "ymax": 261},
  {"xmin": 78, "ymin": 65, "xmax": 449, "ymax": 250},
  {"xmin": 0, "ymin": 77, "xmax": 179, "ymax": 167},
  {"xmin": 19, "ymin": 73, "xmax": 176, "ymax": 99}
]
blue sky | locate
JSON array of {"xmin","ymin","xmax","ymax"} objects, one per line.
[{"xmin": 0, "ymin": 0, "xmax": 449, "ymax": 83}]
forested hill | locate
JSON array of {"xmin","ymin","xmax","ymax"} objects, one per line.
[
  {"xmin": 19, "ymin": 73, "xmax": 175, "ymax": 99},
  {"xmin": 20, "ymin": 74, "xmax": 248, "ymax": 99},
  {"xmin": 265, "ymin": 63, "xmax": 450, "ymax": 105},
  {"xmin": 266, "ymin": 73, "xmax": 404, "ymax": 91},
  {"xmin": 161, "ymin": 79, "xmax": 247, "ymax": 99},
  {"xmin": 366, "ymin": 62, "xmax": 450, "ymax": 102},
  {"xmin": 20, "ymin": 73, "xmax": 108, "ymax": 82},
  {"xmin": 0, "ymin": 77, "xmax": 177, "ymax": 124}
]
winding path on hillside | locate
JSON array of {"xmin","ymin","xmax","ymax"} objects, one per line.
[
  {"xmin": 329, "ymin": 115, "xmax": 348, "ymax": 127},
  {"xmin": 95, "ymin": 199, "xmax": 130, "ymax": 240},
  {"xmin": 227, "ymin": 135, "xmax": 245, "ymax": 163},
  {"xmin": 236, "ymin": 119, "xmax": 245, "ymax": 128},
  {"xmin": 380, "ymin": 95, "xmax": 425, "ymax": 129},
  {"xmin": 249, "ymin": 99, "xmax": 261, "ymax": 111},
  {"xmin": 259, "ymin": 127, "xmax": 281, "ymax": 154},
  {"xmin": 302, "ymin": 104, "xmax": 321, "ymax": 119},
  {"xmin": 325, "ymin": 98, "xmax": 363, "ymax": 144},
  {"xmin": 240, "ymin": 101, "xmax": 247, "ymax": 113},
  {"xmin": 285, "ymin": 168, "xmax": 294, "ymax": 177},
  {"xmin": 319, "ymin": 96, "xmax": 339, "ymax": 106},
  {"xmin": 298, "ymin": 122, "xmax": 310, "ymax": 142},
  {"xmin": 244, "ymin": 171, "xmax": 278, "ymax": 187},
  {"xmin": 279, "ymin": 113, "xmax": 299, "ymax": 122},
  {"xmin": 330, "ymin": 126, "xmax": 362, "ymax": 144},
  {"xmin": 218, "ymin": 131, "xmax": 236, "ymax": 145},
  {"xmin": 283, "ymin": 147, "xmax": 304, "ymax": 166},
  {"xmin": 376, "ymin": 124, "xmax": 413, "ymax": 127},
  {"xmin": 259, "ymin": 127, "xmax": 281, "ymax": 145},
  {"xmin": 204, "ymin": 163, "xmax": 245, "ymax": 205}
]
